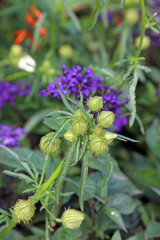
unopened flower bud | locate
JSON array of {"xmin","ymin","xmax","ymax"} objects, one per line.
[
  {"xmin": 124, "ymin": 9, "xmax": 139, "ymax": 24},
  {"xmin": 72, "ymin": 119, "xmax": 88, "ymax": 136},
  {"xmin": 40, "ymin": 132, "xmax": 61, "ymax": 154},
  {"xmin": 104, "ymin": 132, "xmax": 117, "ymax": 144},
  {"xmin": 135, "ymin": 35, "xmax": 151, "ymax": 50},
  {"xmin": 64, "ymin": 130, "xmax": 76, "ymax": 142},
  {"xmin": 13, "ymin": 199, "xmax": 35, "ymax": 223},
  {"xmin": 62, "ymin": 209, "xmax": 84, "ymax": 229},
  {"xmin": 87, "ymin": 96, "xmax": 103, "ymax": 111},
  {"xmin": 98, "ymin": 111, "xmax": 115, "ymax": 128},
  {"xmin": 90, "ymin": 135, "xmax": 108, "ymax": 154},
  {"xmin": 59, "ymin": 44, "xmax": 74, "ymax": 58}
]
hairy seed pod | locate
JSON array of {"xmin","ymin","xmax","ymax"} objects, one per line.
[
  {"xmin": 40, "ymin": 132, "xmax": 61, "ymax": 154},
  {"xmin": 64, "ymin": 130, "xmax": 76, "ymax": 142},
  {"xmin": 87, "ymin": 96, "xmax": 103, "ymax": 111},
  {"xmin": 98, "ymin": 111, "xmax": 115, "ymax": 128},
  {"xmin": 90, "ymin": 135, "xmax": 108, "ymax": 154},
  {"xmin": 104, "ymin": 132, "xmax": 117, "ymax": 144},
  {"xmin": 13, "ymin": 199, "xmax": 35, "ymax": 223},
  {"xmin": 72, "ymin": 119, "xmax": 88, "ymax": 136},
  {"xmin": 62, "ymin": 209, "xmax": 84, "ymax": 229}
]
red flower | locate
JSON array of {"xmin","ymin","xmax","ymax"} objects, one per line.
[{"xmin": 14, "ymin": 7, "xmax": 47, "ymax": 49}]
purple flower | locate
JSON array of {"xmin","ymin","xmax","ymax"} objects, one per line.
[
  {"xmin": 0, "ymin": 124, "xmax": 26, "ymax": 147},
  {"xmin": 0, "ymin": 81, "xmax": 31, "ymax": 109},
  {"xmin": 39, "ymin": 64, "xmax": 128, "ymax": 132}
]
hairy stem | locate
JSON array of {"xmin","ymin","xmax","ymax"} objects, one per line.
[{"xmin": 0, "ymin": 220, "xmax": 19, "ymax": 238}]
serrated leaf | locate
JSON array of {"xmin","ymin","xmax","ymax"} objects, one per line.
[
  {"xmin": 3, "ymin": 170, "xmax": 33, "ymax": 183},
  {"xmin": 103, "ymin": 207, "xmax": 127, "ymax": 232},
  {"xmin": 79, "ymin": 151, "xmax": 88, "ymax": 211}
]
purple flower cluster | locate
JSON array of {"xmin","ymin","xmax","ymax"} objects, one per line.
[
  {"xmin": 39, "ymin": 64, "xmax": 128, "ymax": 132},
  {"xmin": 0, "ymin": 124, "xmax": 26, "ymax": 147},
  {"xmin": 0, "ymin": 81, "xmax": 31, "ymax": 109},
  {"xmin": 150, "ymin": 0, "xmax": 160, "ymax": 23}
]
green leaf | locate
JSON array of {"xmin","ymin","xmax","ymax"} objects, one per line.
[
  {"xmin": 0, "ymin": 145, "xmax": 34, "ymax": 178},
  {"xmin": 62, "ymin": 0, "xmax": 81, "ymax": 31},
  {"xmin": 65, "ymin": 177, "xmax": 104, "ymax": 203},
  {"xmin": 79, "ymin": 151, "xmax": 88, "ymax": 211},
  {"xmin": 121, "ymin": 0, "xmax": 125, "ymax": 8},
  {"xmin": 111, "ymin": 230, "xmax": 122, "ymax": 240},
  {"xmin": 52, "ymin": 227, "xmax": 83, "ymax": 240},
  {"xmin": 58, "ymin": 90, "xmax": 75, "ymax": 114},
  {"xmin": 103, "ymin": 207, "xmax": 127, "ymax": 232},
  {"xmin": 103, "ymin": 153, "xmax": 113, "ymax": 186},
  {"xmin": 89, "ymin": 0, "xmax": 111, "ymax": 30},
  {"xmin": 145, "ymin": 221, "xmax": 160, "ymax": 238},
  {"xmin": 3, "ymin": 170, "xmax": 33, "ymax": 183},
  {"xmin": 24, "ymin": 109, "xmax": 53, "ymax": 133},
  {"xmin": 106, "ymin": 194, "xmax": 137, "ymax": 215},
  {"xmin": 145, "ymin": 120, "xmax": 160, "ymax": 157},
  {"xmin": 1, "ymin": 230, "xmax": 23, "ymax": 240}
]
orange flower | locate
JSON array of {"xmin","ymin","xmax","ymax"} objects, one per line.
[
  {"xmin": 14, "ymin": 30, "xmax": 29, "ymax": 44},
  {"xmin": 26, "ymin": 7, "xmax": 42, "ymax": 25},
  {"xmin": 39, "ymin": 27, "xmax": 47, "ymax": 36}
]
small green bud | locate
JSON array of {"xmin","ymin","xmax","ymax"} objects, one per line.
[
  {"xmin": 59, "ymin": 44, "xmax": 74, "ymax": 58},
  {"xmin": 72, "ymin": 119, "xmax": 88, "ymax": 136},
  {"xmin": 124, "ymin": 9, "xmax": 139, "ymax": 24},
  {"xmin": 87, "ymin": 96, "xmax": 103, "ymax": 111},
  {"xmin": 62, "ymin": 209, "xmax": 84, "ymax": 229},
  {"xmin": 64, "ymin": 130, "xmax": 76, "ymax": 142},
  {"xmin": 93, "ymin": 126, "xmax": 105, "ymax": 136},
  {"xmin": 98, "ymin": 111, "xmax": 115, "ymax": 128},
  {"xmin": 104, "ymin": 132, "xmax": 117, "ymax": 144},
  {"xmin": 90, "ymin": 135, "xmax": 108, "ymax": 154},
  {"xmin": 10, "ymin": 45, "xmax": 23, "ymax": 56},
  {"xmin": 40, "ymin": 132, "xmax": 61, "ymax": 154},
  {"xmin": 13, "ymin": 199, "xmax": 35, "ymax": 223}
]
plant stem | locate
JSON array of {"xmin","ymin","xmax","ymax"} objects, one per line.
[
  {"xmin": 0, "ymin": 220, "xmax": 19, "ymax": 238},
  {"xmin": 134, "ymin": 0, "xmax": 145, "ymax": 59},
  {"xmin": 39, "ymin": 154, "xmax": 49, "ymax": 186}
]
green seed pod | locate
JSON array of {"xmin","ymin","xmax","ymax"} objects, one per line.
[
  {"xmin": 98, "ymin": 111, "xmax": 115, "ymax": 128},
  {"xmin": 62, "ymin": 209, "xmax": 84, "ymax": 229},
  {"xmin": 90, "ymin": 135, "xmax": 108, "ymax": 154},
  {"xmin": 40, "ymin": 132, "xmax": 61, "ymax": 154},
  {"xmin": 72, "ymin": 119, "xmax": 88, "ymax": 136},
  {"xmin": 64, "ymin": 130, "xmax": 76, "ymax": 142},
  {"xmin": 10, "ymin": 45, "xmax": 22, "ymax": 56},
  {"xmin": 13, "ymin": 199, "xmax": 35, "ymax": 223},
  {"xmin": 104, "ymin": 132, "xmax": 117, "ymax": 144},
  {"xmin": 87, "ymin": 96, "xmax": 103, "ymax": 111}
]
